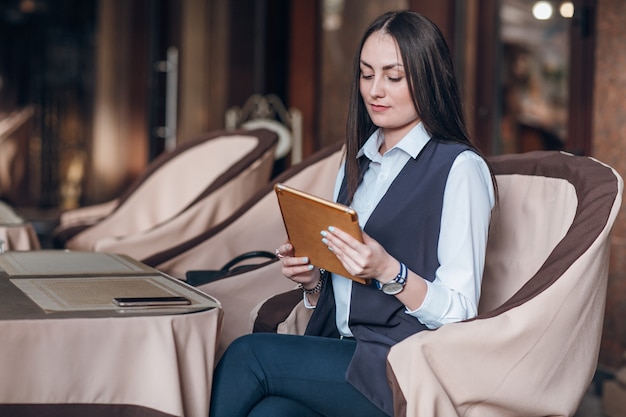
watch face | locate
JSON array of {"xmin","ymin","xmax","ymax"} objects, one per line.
[{"xmin": 382, "ymin": 281, "xmax": 404, "ymax": 295}]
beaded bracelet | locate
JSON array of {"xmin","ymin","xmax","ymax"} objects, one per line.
[{"xmin": 299, "ymin": 268, "xmax": 327, "ymax": 295}]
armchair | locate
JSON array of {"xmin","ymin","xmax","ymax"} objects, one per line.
[
  {"xmin": 0, "ymin": 201, "xmax": 41, "ymax": 251},
  {"xmin": 52, "ymin": 129, "xmax": 278, "ymax": 258},
  {"xmin": 195, "ymin": 150, "xmax": 623, "ymax": 415},
  {"xmin": 387, "ymin": 151, "xmax": 623, "ymax": 416},
  {"xmin": 143, "ymin": 142, "xmax": 343, "ymax": 278},
  {"xmin": 143, "ymin": 143, "xmax": 344, "ymax": 359}
]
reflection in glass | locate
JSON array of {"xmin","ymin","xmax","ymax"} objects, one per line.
[{"xmin": 499, "ymin": 0, "xmax": 572, "ymax": 153}]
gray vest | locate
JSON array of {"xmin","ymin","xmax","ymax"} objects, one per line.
[{"xmin": 306, "ymin": 138, "xmax": 471, "ymax": 415}]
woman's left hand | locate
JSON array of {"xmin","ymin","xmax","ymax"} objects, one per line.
[{"xmin": 320, "ymin": 227, "xmax": 398, "ymax": 283}]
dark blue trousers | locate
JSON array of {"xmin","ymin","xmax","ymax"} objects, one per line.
[{"xmin": 209, "ymin": 333, "xmax": 389, "ymax": 417}]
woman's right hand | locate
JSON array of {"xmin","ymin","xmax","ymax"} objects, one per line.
[{"xmin": 275, "ymin": 242, "xmax": 321, "ymax": 290}]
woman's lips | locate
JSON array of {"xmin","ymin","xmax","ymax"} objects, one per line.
[{"xmin": 370, "ymin": 104, "xmax": 388, "ymax": 112}]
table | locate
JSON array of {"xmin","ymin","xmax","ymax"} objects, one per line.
[{"xmin": 0, "ymin": 250, "xmax": 223, "ymax": 417}]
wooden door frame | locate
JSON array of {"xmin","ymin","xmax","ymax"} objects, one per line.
[
  {"xmin": 287, "ymin": 0, "xmax": 320, "ymax": 159},
  {"xmin": 568, "ymin": 0, "xmax": 596, "ymax": 156},
  {"xmin": 470, "ymin": 0, "xmax": 499, "ymax": 155}
]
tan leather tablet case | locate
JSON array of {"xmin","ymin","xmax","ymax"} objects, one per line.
[{"xmin": 274, "ymin": 183, "xmax": 367, "ymax": 284}]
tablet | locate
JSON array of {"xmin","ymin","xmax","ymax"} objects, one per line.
[{"xmin": 274, "ymin": 183, "xmax": 367, "ymax": 284}]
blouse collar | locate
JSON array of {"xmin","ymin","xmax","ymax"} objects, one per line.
[{"xmin": 357, "ymin": 122, "xmax": 431, "ymax": 161}]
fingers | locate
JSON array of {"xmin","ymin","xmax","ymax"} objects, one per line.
[
  {"xmin": 281, "ymin": 255, "xmax": 316, "ymax": 284},
  {"xmin": 320, "ymin": 227, "xmax": 359, "ymax": 274},
  {"xmin": 275, "ymin": 242, "xmax": 317, "ymax": 283},
  {"xmin": 283, "ymin": 259, "xmax": 314, "ymax": 278},
  {"xmin": 321, "ymin": 226, "xmax": 364, "ymax": 260},
  {"xmin": 282, "ymin": 255, "xmax": 310, "ymax": 268},
  {"xmin": 274, "ymin": 242, "xmax": 294, "ymax": 259},
  {"xmin": 321, "ymin": 227, "xmax": 382, "ymax": 278}
]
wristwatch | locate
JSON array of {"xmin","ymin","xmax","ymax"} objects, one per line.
[{"xmin": 381, "ymin": 262, "xmax": 408, "ymax": 295}]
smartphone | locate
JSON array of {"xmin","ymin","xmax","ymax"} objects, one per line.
[{"xmin": 113, "ymin": 296, "xmax": 191, "ymax": 307}]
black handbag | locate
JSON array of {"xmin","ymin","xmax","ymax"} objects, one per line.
[{"xmin": 185, "ymin": 250, "xmax": 277, "ymax": 286}]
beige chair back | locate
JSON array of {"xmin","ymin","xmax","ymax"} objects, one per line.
[
  {"xmin": 0, "ymin": 107, "xmax": 34, "ymax": 205},
  {"xmin": 387, "ymin": 151, "xmax": 623, "ymax": 416},
  {"xmin": 146, "ymin": 143, "xmax": 343, "ymax": 279},
  {"xmin": 55, "ymin": 129, "xmax": 277, "ymax": 254},
  {"xmin": 0, "ymin": 201, "xmax": 41, "ymax": 251}
]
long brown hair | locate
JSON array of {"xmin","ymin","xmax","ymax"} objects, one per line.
[{"xmin": 344, "ymin": 10, "xmax": 494, "ymax": 203}]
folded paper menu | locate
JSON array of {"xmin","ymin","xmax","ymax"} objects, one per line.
[
  {"xmin": 0, "ymin": 250, "xmax": 219, "ymax": 314},
  {"xmin": 274, "ymin": 183, "xmax": 367, "ymax": 284},
  {"xmin": 0, "ymin": 250, "xmax": 154, "ymax": 277}
]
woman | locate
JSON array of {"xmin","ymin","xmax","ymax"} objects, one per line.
[{"xmin": 209, "ymin": 10, "xmax": 496, "ymax": 417}]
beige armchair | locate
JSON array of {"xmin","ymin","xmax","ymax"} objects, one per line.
[
  {"xmin": 191, "ymin": 150, "xmax": 622, "ymax": 415},
  {"xmin": 0, "ymin": 201, "xmax": 41, "ymax": 251},
  {"xmin": 386, "ymin": 151, "xmax": 622, "ymax": 416},
  {"xmin": 52, "ymin": 129, "xmax": 278, "ymax": 260},
  {"xmin": 0, "ymin": 106, "xmax": 35, "ymax": 206},
  {"xmin": 144, "ymin": 142, "xmax": 343, "ymax": 279},
  {"xmin": 142, "ymin": 143, "xmax": 344, "ymax": 360}
]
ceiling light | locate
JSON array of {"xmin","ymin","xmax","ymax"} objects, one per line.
[
  {"xmin": 560, "ymin": 2, "xmax": 574, "ymax": 18},
  {"xmin": 532, "ymin": 1, "xmax": 554, "ymax": 20}
]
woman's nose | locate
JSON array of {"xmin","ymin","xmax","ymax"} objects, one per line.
[{"xmin": 369, "ymin": 76, "xmax": 385, "ymax": 98}]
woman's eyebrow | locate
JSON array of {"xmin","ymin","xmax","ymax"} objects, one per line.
[{"xmin": 359, "ymin": 60, "xmax": 403, "ymax": 71}]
